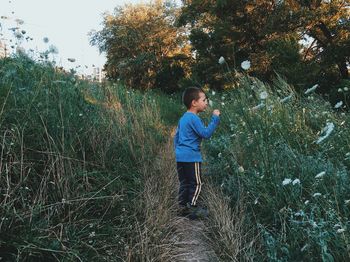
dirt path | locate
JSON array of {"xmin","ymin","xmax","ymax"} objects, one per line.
[
  {"xmin": 170, "ymin": 217, "xmax": 220, "ymax": 262},
  {"xmin": 163, "ymin": 130, "xmax": 220, "ymax": 262}
]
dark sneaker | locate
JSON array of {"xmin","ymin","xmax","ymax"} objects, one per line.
[
  {"xmin": 187, "ymin": 204, "xmax": 209, "ymax": 220},
  {"xmin": 177, "ymin": 205, "xmax": 190, "ymax": 217}
]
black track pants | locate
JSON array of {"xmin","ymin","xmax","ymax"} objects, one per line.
[{"xmin": 176, "ymin": 162, "xmax": 202, "ymax": 207}]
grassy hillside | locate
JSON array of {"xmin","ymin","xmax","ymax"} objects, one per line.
[
  {"xmin": 0, "ymin": 55, "xmax": 177, "ymax": 261},
  {"xmin": 202, "ymin": 74, "xmax": 350, "ymax": 261}
]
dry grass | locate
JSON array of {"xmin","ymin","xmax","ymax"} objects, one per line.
[
  {"xmin": 204, "ymin": 184, "xmax": 259, "ymax": 261},
  {"xmin": 125, "ymin": 133, "xmax": 179, "ymax": 261}
]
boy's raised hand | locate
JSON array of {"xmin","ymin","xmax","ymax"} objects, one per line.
[{"xmin": 213, "ymin": 109, "xmax": 221, "ymax": 116}]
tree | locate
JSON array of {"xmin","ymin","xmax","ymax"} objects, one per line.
[
  {"xmin": 90, "ymin": 0, "xmax": 191, "ymax": 91},
  {"xmin": 178, "ymin": 0, "xmax": 350, "ymax": 91}
]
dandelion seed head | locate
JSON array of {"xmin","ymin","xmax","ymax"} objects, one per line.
[
  {"xmin": 334, "ymin": 101, "xmax": 343, "ymax": 109},
  {"xmin": 241, "ymin": 60, "xmax": 251, "ymax": 70},
  {"xmin": 218, "ymin": 56, "xmax": 225, "ymax": 65},
  {"xmin": 282, "ymin": 178, "xmax": 292, "ymax": 186},
  {"xmin": 259, "ymin": 91, "xmax": 268, "ymax": 100}
]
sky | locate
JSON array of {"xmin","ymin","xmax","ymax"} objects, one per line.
[{"xmin": 0, "ymin": 0, "xmax": 144, "ymax": 75}]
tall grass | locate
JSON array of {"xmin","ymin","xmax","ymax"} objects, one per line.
[
  {"xmin": 0, "ymin": 55, "xmax": 169, "ymax": 261},
  {"xmin": 204, "ymin": 73, "xmax": 350, "ymax": 261}
]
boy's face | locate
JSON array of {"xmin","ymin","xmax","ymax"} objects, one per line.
[{"xmin": 193, "ymin": 92, "xmax": 208, "ymax": 112}]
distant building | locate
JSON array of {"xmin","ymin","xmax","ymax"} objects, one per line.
[
  {"xmin": 92, "ymin": 67, "xmax": 106, "ymax": 82},
  {"xmin": 0, "ymin": 40, "xmax": 8, "ymax": 58}
]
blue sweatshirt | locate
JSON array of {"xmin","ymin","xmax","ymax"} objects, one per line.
[{"xmin": 174, "ymin": 112, "xmax": 220, "ymax": 162}]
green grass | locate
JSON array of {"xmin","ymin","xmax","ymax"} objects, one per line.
[
  {"xmin": 203, "ymin": 73, "xmax": 350, "ymax": 261},
  {"xmin": 0, "ymin": 55, "xmax": 169, "ymax": 261}
]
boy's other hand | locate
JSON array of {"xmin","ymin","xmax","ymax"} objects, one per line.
[{"xmin": 213, "ymin": 109, "xmax": 220, "ymax": 116}]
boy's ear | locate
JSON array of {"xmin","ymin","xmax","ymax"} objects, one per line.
[{"xmin": 191, "ymin": 99, "xmax": 197, "ymax": 107}]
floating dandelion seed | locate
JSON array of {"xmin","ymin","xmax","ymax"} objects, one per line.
[
  {"xmin": 282, "ymin": 178, "xmax": 292, "ymax": 186},
  {"xmin": 68, "ymin": 58, "xmax": 76, "ymax": 62},
  {"xmin": 218, "ymin": 56, "xmax": 225, "ymax": 65},
  {"xmin": 315, "ymin": 171, "xmax": 326, "ymax": 179},
  {"xmin": 334, "ymin": 101, "xmax": 343, "ymax": 109},
  {"xmin": 241, "ymin": 60, "xmax": 251, "ymax": 70},
  {"xmin": 211, "ymin": 90, "xmax": 216, "ymax": 96},
  {"xmin": 15, "ymin": 18, "xmax": 24, "ymax": 25},
  {"xmin": 43, "ymin": 37, "xmax": 49, "ymax": 43},
  {"xmin": 259, "ymin": 91, "xmax": 268, "ymax": 100},
  {"xmin": 305, "ymin": 84, "xmax": 318, "ymax": 95}
]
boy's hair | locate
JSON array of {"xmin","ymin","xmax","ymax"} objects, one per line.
[{"xmin": 182, "ymin": 87, "xmax": 205, "ymax": 109}]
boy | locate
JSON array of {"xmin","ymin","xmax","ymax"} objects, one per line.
[{"xmin": 174, "ymin": 87, "xmax": 220, "ymax": 219}]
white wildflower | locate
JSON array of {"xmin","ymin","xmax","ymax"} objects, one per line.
[
  {"xmin": 280, "ymin": 94, "xmax": 293, "ymax": 103},
  {"xmin": 218, "ymin": 56, "xmax": 225, "ymax": 65},
  {"xmin": 218, "ymin": 152, "xmax": 222, "ymax": 158},
  {"xmin": 294, "ymin": 210, "xmax": 304, "ymax": 217},
  {"xmin": 259, "ymin": 91, "xmax": 268, "ymax": 100},
  {"xmin": 337, "ymin": 228, "xmax": 346, "ymax": 234},
  {"xmin": 89, "ymin": 231, "xmax": 96, "ymax": 238},
  {"xmin": 301, "ymin": 244, "xmax": 309, "ymax": 252},
  {"xmin": 304, "ymin": 84, "xmax": 318, "ymax": 95},
  {"xmin": 282, "ymin": 178, "xmax": 292, "ymax": 186},
  {"xmin": 238, "ymin": 166, "xmax": 245, "ymax": 173},
  {"xmin": 315, "ymin": 171, "xmax": 326, "ymax": 179},
  {"xmin": 211, "ymin": 90, "xmax": 216, "ymax": 96},
  {"xmin": 209, "ymin": 100, "xmax": 213, "ymax": 107},
  {"xmin": 334, "ymin": 101, "xmax": 343, "ymax": 109},
  {"xmin": 316, "ymin": 122, "xmax": 335, "ymax": 144},
  {"xmin": 311, "ymin": 221, "xmax": 318, "ymax": 228},
  {"xmin": 338, "ymin": 88, "xmax": 342, "ymax": 93},
  {"xmin": 241, "ymin": 60, "xmax": 251, "ymax": 70},
  {"xmin": 292, "ymin": 178, "xmax": 300, "ymax": 185},
  {"xmin": 344, "ymin": 87, "xmax": 349, "ymax": 92},
  {"xmin": 313, "ymin": 193, "xmax": 322, "ymax": 197},
  {"xmin": 221, "ymin": 102, "xmax": 225, "ymax": 106},
  {"xmin": 79, "ymin": 113, "xmax": 83, "ymax": 117},
  {"xmin": 251, "ymin": 103, "xmax": 265, "ymax": 111}
]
